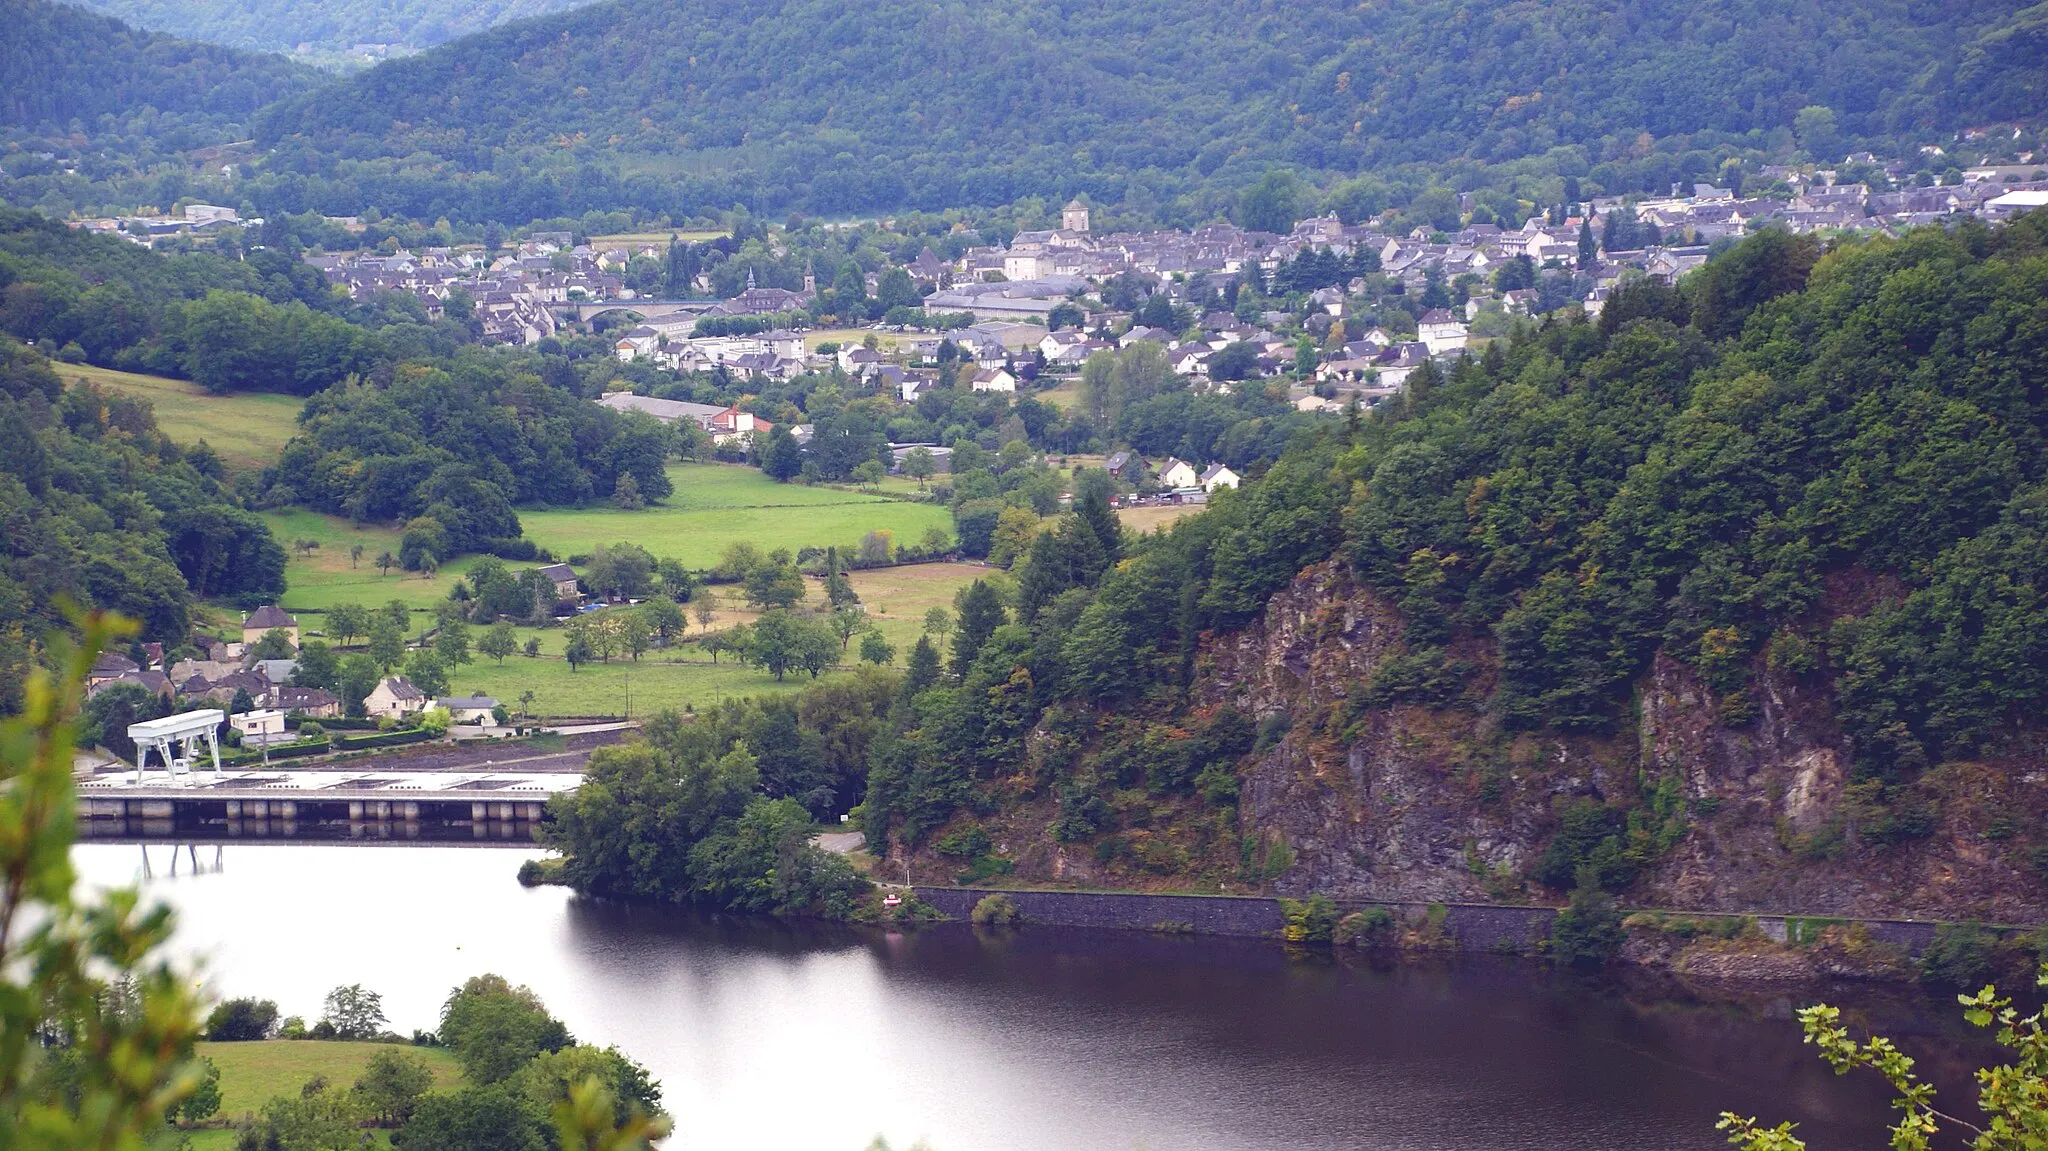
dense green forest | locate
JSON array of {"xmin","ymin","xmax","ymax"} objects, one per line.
[
  {"xmin": 72, "ymin": 0, "xmax": 596, "ymax": 57},
  {"xmin": 0, "ymin": 0, "xmax": 312, "ymax": 132},
  {"xmin": 0, "ymin": 206, "xmax": 416, "ymax": 389},
  {"xmin": 229, "ymin": 0, "xmax": 2042, "ymax": 224},
  {"xmin": 545, "ymin": 214, "xmax": 2048, "ymax": 905},
  {"xmin": 272, "ymin": 361, "xmax": 679, "ymax": 553},
  {"xmin": 0, "ymin": 340, "xmax": 285, "ymax": 707}
]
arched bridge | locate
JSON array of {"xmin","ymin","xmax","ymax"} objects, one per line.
[{"xmin": 571, "ymin": 299, "xmax": 718, "ymax": 323}]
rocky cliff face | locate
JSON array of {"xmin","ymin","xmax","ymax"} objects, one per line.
[{"xmin": 1195, "ymin": 561, "xmax": 2048, "ymax": 922}]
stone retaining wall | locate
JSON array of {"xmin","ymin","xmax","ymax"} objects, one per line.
[{"xmin": 914, "ymin": 887, "xmax": 1945, "ymax": 955}]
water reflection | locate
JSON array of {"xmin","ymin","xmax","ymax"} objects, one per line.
[{"xmin": 71, "ymin": 844, "xmax": 1980, "ymax": 1151}]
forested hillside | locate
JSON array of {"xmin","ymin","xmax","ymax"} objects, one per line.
[
  {"xmin": 238, "ymin": 0, "xmax": 2044, "ymax": 223},
  {"xmin": 0, "ymin": 207, "xmax": 455, "ymax": 396},
  {"xmin": 72, "ymin": 0, "xmax": 595, "ymax": 58},
  {"xmin": 0, "ymin": 340, "xmax": 284, "ymax": 708},
  {"xmin": 552, "ymin": 214, "xmax": 2048, "ymax": 924},
  {"xmin": 0, "ymin": 0, "xmax": 313, "ymax": 133}
]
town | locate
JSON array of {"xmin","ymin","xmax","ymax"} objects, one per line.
[{"xmin": 121, "ymin": 156, "xmax": 2045, "ymax": 420}]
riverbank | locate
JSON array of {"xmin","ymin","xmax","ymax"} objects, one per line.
[{"xmin": 914, "ymin": 885, "xmax": 1960, "ymax": 982}]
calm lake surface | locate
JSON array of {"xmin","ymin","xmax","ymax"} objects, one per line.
[{"xmin": 72, "ymin": 843, "xmax": 1976, "ymax": 1151}]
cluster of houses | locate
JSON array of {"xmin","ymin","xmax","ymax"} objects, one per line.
[
  {"xmin": 146, "ymin": 152, "xmax": 2028, "ymax": 359},
  {"xmin": 84, "ymin": 604, "xmax": 506, "ymax": 752},
  {"xmin": 303, "ymin": 234, "xmax": 623, "ymax": 344},
  {"xmin": 1104, "ymin": 449, "xmax": 1240, "ymax": 503}
]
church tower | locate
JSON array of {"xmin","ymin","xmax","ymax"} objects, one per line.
[{"xmin": 1062, "ymin": 198, "xmax": 1091, "ymax": 233}]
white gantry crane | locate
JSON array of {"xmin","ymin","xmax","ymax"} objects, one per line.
[{"xmin": 126, "ymin": 709, "xmax": 225, "ymax": 785}]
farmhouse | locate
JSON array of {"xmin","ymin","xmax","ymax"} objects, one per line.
[
  {"xmin": 1156, "ymin": 457, "xmax": 1200, "ymax": 489},
  {"xmin": 241, "ymin": 605, "xmax": 299, "ymax": 648},
  {"xmin": 535, "ymin": 563, "xmax": 581, "ymax": 602},
  {"xmin": 593, "ymin": 392, "xmax": 769, "ymax": 444},
  {"xmin": 364, "ymin": 676, "xmax": 428, "ymax": 720}
]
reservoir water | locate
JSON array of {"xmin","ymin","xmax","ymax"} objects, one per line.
[{"xmin": 72, "ymin": 843, "xmax": 1976, "ymax": 1151}]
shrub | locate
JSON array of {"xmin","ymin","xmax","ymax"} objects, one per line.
[
  {"xmin": 1549, "ymin": 868, "xmax": 1624, "ymax": 967},
  {"xmin": 954, "ymin": 854, "xmax": 1015, "ymax": 884},
  {"xmin": 1279, "ymin": 894, "xmax": 1340, "ymax": 944},
  {"xmin": 1334, "ymin": 907, "xmax": 1397, "ymax": 947},
  {"xmin": 933, "ymin": 824, "xmax": 993, "ymax": 858},
  {"xmin": 516, "ymin": 858, "xmax": 566, "ymax": 887},
  {"xmin": 1920, "ymin": 923, "xmax": 1998, "ymax": 989},
  {"xmin": 971, "ymin": 893, "xmax": 1020, "ymax": 926}
]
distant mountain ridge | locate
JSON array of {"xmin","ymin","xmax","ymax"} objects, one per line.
[
  {"xmin": 234, "ymin": 0, "xmax": 2045, "ymax": 222},
  {"xmin": 0, "ymin": 0, "xmax": 314, "ymax": 132},
  {"xmin": 69, "ymin": 0, "xmax": 601, "ymax": 60}
]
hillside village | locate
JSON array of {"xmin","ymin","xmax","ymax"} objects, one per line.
[{"xmin": 69, "ymin": 156, "xmax": 2048, "ymax": 363}]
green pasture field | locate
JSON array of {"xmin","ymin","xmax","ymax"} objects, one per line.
[
  {"xmin": 1033, "ymin": 379, "xmax": 1083, "ymax": 410},
  {"xmin": 57, "ymin": 363, "xmax": 303, "ymax": 472},
  {"xmin": 261, "ymin": 467, "xmax": 949, "ymax": 621},
  {"xmin": 196, "ymin": 1040, "xmax": 462, "ymax": 1119},
  {"xmin": 516, "ymin": 464, "xmax": 951, "ymax": 568},
  {"xmin": 1118, "ymin": 504, "xmax": 1200, "ymax": 535},
  {"xmin": 293, "ymin": 563, "xmax": 989, "ymax": 717},
  {"xmin": 838, "ymin": 561, "xmax": 989, "ymax": 655},
  {"xmin": 442, "ymin": 642, "xmax": 809, "ymax": 717},
  {"xmin": 261, "ymin": 511, "xmax": 483, "ymax": 615}
]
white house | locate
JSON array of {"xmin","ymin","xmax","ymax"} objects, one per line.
[
  {"xmin": 969, "ymin": 368, "xmax": 1018, "ymax": 393},
  {"xmin": 1156, "ymin": 457, "xmax": 1200, "ymax": 489},
  {"xmin": 435, "ymin": 696, "xmax": 502, "ymax": 726},
  {"xmin": 1417, "ymin": 309, "xmax": 1469, "ymax": 355},
  {"xmin": 364, "ymin": 676, "xmax": 428, "ymax": 720},
  {"xmin": 613, "ymin": 327, "xmax": 661, "ymax": 362},
  {"xmin": 1198, "ymin": 463, "xmax": 1241, "ymax": 491},
  {"xmin": 228, "ymin": 708, "xmax": 287, "ymax": 744},
  {"xmin": 837, "ymin": 345, "xmax": 884, "ymax": 373}
]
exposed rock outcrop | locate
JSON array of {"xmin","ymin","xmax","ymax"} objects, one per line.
[{"xmin": 1196, "ymin": 561, "xmax": 2048, "ymax": 921}]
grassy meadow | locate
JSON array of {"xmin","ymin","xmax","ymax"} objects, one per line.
[
  {"xmin": 317, "ymin": 562, "xmax": 991, "ymax": 718},
  {"xmin": 57, "ymin": 363, "xmax": 303, "ymax": 472},
  {"xmin": 516, "ymin": 463, "xmax": 951, "ymax": 567},
  {"xmin": 198, "ymin": 1040, "xmax": 463, "ymax": 1118},
  {"xmin": 803, "ymin": 327, "xmax": 902, "ymax": 353},
  {"xmin": 176, "ymin": 1040, "xmax": 461, "ymax": 1148},
  {"xmin": 257, "ymin": 461, "xmax": 980, "ymax": 716},
  {"xmin": 1033, "ymin": 379, "xmax": 1083, "ymax": 410},
  {"xmin": 1118, "ymin": 504, "xmax": 1201, "ymax": 535},
  {"xmin": 263, "ymin": 510, "xmax": 484, "ymax": 614}
]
